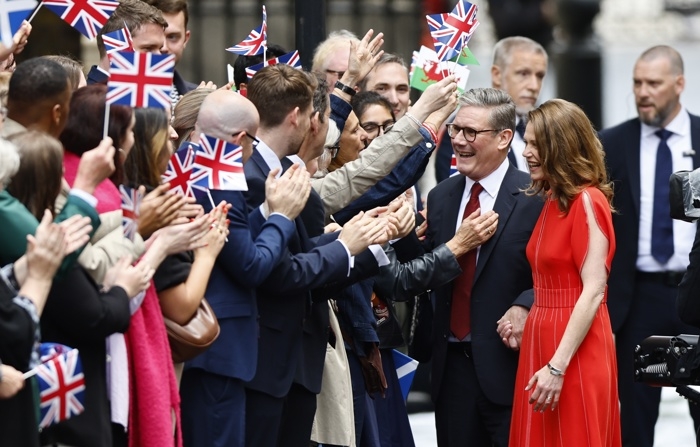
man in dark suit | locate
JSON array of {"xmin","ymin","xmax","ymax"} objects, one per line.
[
  {"xmin": 242, "ymin": 64, "xmax": 390, "ymax": 447},
  {"xmin": 179, "ymin": 89, "xmax": 313, "ymax": 447},
  {"xmin": 599, "ymin": 45, "xmax": 700, "ymax": 447},
  {"xmin": 424, "ymin": 88, "xmax": 542, "ymax": 447}
]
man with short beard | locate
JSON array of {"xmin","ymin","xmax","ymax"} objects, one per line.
[{"xmin": 599, "ymin": 45, "xmax": 700, "ymax": 447}]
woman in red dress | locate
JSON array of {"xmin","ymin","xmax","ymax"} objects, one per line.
[{"xmin": 508, "ymin": 99, "xmax": 622, "ymax": 446}]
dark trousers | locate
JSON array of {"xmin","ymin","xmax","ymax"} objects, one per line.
[
  {"xmin": 278, "ymin": 383, "xmax": 318, "ymax": 447},
  {"xmin": 616, "ymin": 275, "xmax": 700, "ymax": 447},
  {"xmin": 180, "ymin": 368, "xmax": 246, "ymax": 447},
  {"xmin": 373, "ymin": 349, "xmax": 415, "ymax": 447},
  {"xmin": 347, "ymin": 348, "xmax": 381, "ymax": 447},
  {"xmin": 434, "ymin": 343, "xmax": 511, "ymax": 447},
  {"xmin": 245, "ymin": 387, "xmax": 286, "ymax": 447}
]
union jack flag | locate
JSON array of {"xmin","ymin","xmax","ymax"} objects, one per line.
[
  {"xmin": 449, "ymin": 154, "xmax": 459, "ymax": 177},
  {"xmin": 189, "ymin": 133, "xmax": 247, "ymax": 192},
  {"xmin": 102, "ymin": 23, "xmax": 132, "ymax": 55},
  {"xmin": 226, "ymin": 5, "xmax": 266, "ymax": 56},
  {"xmin": 119, "ymin": 184, "xmax": 142, "ymax": 240},
  {"xmin": 245, "ymin": 50, "xmax": 301, "ymax": 80},
  {"xmin": 426, "ymin": 1, "xmax": 479, "ymax": 61},
  {"xmin": 106, "ymin": 50, "xmax": 175, "ymax": 109},
  {"xmin": 42, "ymin": 0, "xmax": 118, "ymax": 40},
  {"xmin": 0, "ymin": 0, "xmax": 37, "ymax": 48},
  {"xmin": 35, "ymin": 343, "xmax": 85, "ymax": 429},
  {"xmin": 162, "ymin": 141, "xmax": 199, "ymax": 198}
]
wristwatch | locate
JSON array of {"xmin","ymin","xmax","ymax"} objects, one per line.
[{"xmin": 334, "ymin": 80, "xmax": 356, "ymax": 97}]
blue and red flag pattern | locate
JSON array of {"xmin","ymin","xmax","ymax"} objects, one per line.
[
  {"xmin": 189, "ymin": 133, "xmax": 247, "ymax": 192},
  {"xmin": 426, "ymin": 1, "xmax": 479, "ymax": 61},
  {"xmin": 102, "ymin": 24, "xmax": 132, "ymax": 55},
  {"xmin": 41, "ymin": 0, "xmax": 118, "ymax": 40},
  {"xmin": 119, "ymin": 184, "xmax": 142, "ymax": 241},
  {"xmin": 245, "ymin": 50, "xmax": 301, "ymax": 80},
  {"xmin": 35, "ymin": 343, "xmax": 85, "ymax": 429},
  {"xmin": 106, "ymin": 50, "xmax": 175, "ymax": 109},
  {"xmin": 162, "ymin": 141, "xmax": 199, "ymax": 198},
  {"xmin": 226, "ymin": 5, "xmax": 266, "ymax": 56},
  {"xmin": 449, "ymin": 153, "xmax": 459, "ymax": 177}
]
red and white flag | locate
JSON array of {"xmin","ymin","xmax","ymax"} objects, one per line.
[
  {"xmin": 119, "ymin": 184, "xmax": 142, "ymax": 240},
  {"xmin": 245, "ymin": 50, "xmax": 301, "ymax": 80},
  {"xmin": 102, "ymin": 23, "xmax": 132, "ymax": 54},
  {"xmin": 189, "ymin": 133, "xmax": 247, "ymax": 193},
  {"xmin": 226, "ymin": 5, "xmax": 266, "ymax": 56},
  {"xmin": 162, "ymin": 141, "xmax": 198, "ymax": 198}
]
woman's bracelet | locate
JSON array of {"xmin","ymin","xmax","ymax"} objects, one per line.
[{"xmin": 547, "ymin": 363, "xmax": 565, "ymax": 376}]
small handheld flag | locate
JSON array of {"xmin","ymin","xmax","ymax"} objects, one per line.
[
  {"xmin": 33, "ymin": 343, "xmax": 86, "ymax": 429},
  {"xmin": 102, "ymin": 23, "xmax": 132, "ymax": 54},
  {"xmin": 245, "ymin": 50, "xmax": 301, "ymax": 80},
  {"xmin": 449, "ymin": 154, "xmax": 459, "ymax": 177},
  {"xmin": 119, "ymin": 184, "xmax": 142, "ymax": 241},
  {"xmin": 0, "ymin": 0, "xmax": 37, "ymax": 48},
  {"xmin": 426, "ymin": 0, "xmax": 479, "ymax": 61},
  {"xmin": 226, "ymin": 5, "xmax": 266, "ymax": 56},
  {"xmin": 392, "ymin": 349, "xmax": 419, "ymax": 402},
  {"xmin": 189, "ymin": 133, "xmax": 247, "ymax": 193},
  {"xmin": 162, "ymin": 141, "xmax": 198, "ymax": 198},
  {"xmin": 106, "ymin": 50, "xmax": 175, "ymax": 109},
  {"xmin": 41, "ymin": 0, "xmax": 118, "ymax": 40}
]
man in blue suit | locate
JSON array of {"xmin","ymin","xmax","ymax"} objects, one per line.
[
  {"xmin": 424, "ymin": 88, "xmax": 542, "ymax": 447},
  {"xmin": 599, "ymin": 45, "xmax": 700, "ymax": 447},
  {"xmin": 242, "ymin": 64, "xmax": 391, "ymax": 447},
  {"xmin": 180, "ymin": 89, "xmax": 313, "ymax": 447}
]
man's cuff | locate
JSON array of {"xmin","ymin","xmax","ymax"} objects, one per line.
[
  {"xmin": 336, "ymin": 239, "xmax": 353, "ymax": 276},
  {"xmin": 368, "ymin": 244, "xmax": 390, "ymax": 267},
  {"xmin": 69, "ymin": 189, "xmax": 98, "ymax": 208},
  {"xmin": 269, "ymin": 212, "xmax": 292, "ymax": 222}
]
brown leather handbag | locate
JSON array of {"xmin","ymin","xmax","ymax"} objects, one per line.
[{"xmin": 163, "ymin": 298, "xmax": 220, "ymax": 363}]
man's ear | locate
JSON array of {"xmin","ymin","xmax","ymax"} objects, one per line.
[
  {"xmin": 232, "ymin": 130, "xmax": 246, "ymax": 145},
  {"xmin": 52, "ymin": 103, "xmax": 63, "ymax": 126},
  {"xmin": 498, "ymin": 128, "xmax": 514, "ymax": 151},
  {"xmin": 183, "ymin": 29, "xmax": 191, "ymax": 48},
  {"xmin": 310, "ymin": 111, "xmax": 320, "ymax": 133},
  {"xmin": 288, "ymin": 106, "xmax": 300, "ymax": 127},
  {"xmin": 491, "ymin": 65, "xmax": 502, "ymax": 89}
]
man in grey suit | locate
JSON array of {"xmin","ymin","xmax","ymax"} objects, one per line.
[
  {"xmin": 424, "ymin": 88, "xmax": 542, "ymax": 446},
  {"xmin": 599, "ymin": 45, "xmax": 700, "ymax": 447}
]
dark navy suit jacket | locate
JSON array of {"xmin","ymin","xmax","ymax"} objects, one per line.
[
  {"xmin": 425, "ymin": 165, "xmax": 542, "ymax": 406},
  {"xmin": 184, "ymin": 189, "xmax": 297, "ymax": 382},
  {"xmin": 599, "ymin": 113, "xmax": 700, "ymax": 332}
]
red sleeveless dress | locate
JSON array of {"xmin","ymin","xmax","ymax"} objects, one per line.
[{"xmin": 509, "ymin": 187, "xmax": 621, "ymax": 447}]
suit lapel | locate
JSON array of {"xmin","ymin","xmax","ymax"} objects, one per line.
[
  {"xmin": 250, "ymin": 148, "xmax": 271, "ymax": 177},
  {"xmin": 626, "ymin": 120, "xmax": 642, "ymax": 219},
  {"xmin": 473, "ymin": 167, "xmax": 519, "ymax": 282}
]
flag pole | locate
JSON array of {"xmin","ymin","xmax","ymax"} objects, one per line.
[
  {"xmin": 26, "ymin": 5, "xmax": 42, "ymax": 24},
  {"xmin": 206, "ymin": 189, "xmax": 228, "ymax": 242},
  {"xmin": 103, "ymin": 103, "xmax": 111, "ymax": 139}
]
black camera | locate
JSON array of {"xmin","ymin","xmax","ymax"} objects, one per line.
[{"xmin": 634, "ymin": 334, "xmax": 700, "ymax": 404}]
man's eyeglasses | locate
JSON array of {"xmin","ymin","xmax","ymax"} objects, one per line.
[
  {"xmin": 360, "ymin": 120, "xmax": 395, "ymax": 137},
  {"xmin": 325, "ymin": 143, "xmax": 340, "ymax": 159},
  {"xmin": 238, "ymin": 131, "xmax": 260, "ymax": 146},
  {"xmin": 446, "ymin": 124, "xmax": 502, "ymax": 142},
  {"xmin": 325, "ymin": 69, "xmax": 345, "ymax": 79}
]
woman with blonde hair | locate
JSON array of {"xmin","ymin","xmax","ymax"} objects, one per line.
[{"xmin": 508, "ymin": 98, "xmax": 621, "ymax": 447}]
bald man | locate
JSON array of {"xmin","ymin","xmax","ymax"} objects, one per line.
[{"xmin": 180, "ymin": 90, "xmax": 312, "ymax": 447}]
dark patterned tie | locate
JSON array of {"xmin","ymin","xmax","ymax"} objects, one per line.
[
  {"xmin": 508, "ymin": 119, "xmax": 526, "ymax": 166},
  {"xmin": 651, "ymin": 129, "xmax": 674, "ymax": 264},
  {"xmin": 450, "ymin": 182, "xmax": 483, "ymax": 340}
]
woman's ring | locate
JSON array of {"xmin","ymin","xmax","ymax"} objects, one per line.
[{"xmin": 546, "ymin": 396, "xmax": 552, "ymax": 402}]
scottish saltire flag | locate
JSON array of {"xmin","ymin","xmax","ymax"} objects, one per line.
[
  {"xmin": 245, "ymin": 50, "xmax": 301, "ymax": 80},
  {"xmin": 426, "ymin": 1, "xmax": 479, "ymax": 61},
  {"xmin": 119, "ymin": 184, "xmax": 142, "ymax": 240},
  {"xmin": 162, "ymin": 141, "xmax": 199, "ymax": 198},
  {"xmin": 42, "ymin": 0, "xmax": 118, "ymax": 40},
  {"xmin": 0, "ymin": 0, "xmax": 36, "ymax": 48},
  {"xmin": 102, "ymin": 24, "xmax": 132, "ymax": 54},
  {"xmin": 189, "ymin": 133, "xmax": 247, "ymax": 192},
  {"xmin": 35, "ymin": 343, "xmax": 85, "ymax": 429},
  {"xmin": 449, "ymin": 154, "xmax": 459, "ymax": 177},
  {"xmin": 392, "ymin": 349, "xmax": 418, "ymax": 402},
  {"xmin": 226, "ymin": 5, "xmax": 266, "ymax": 56},
  {"xmin": 106, "ymin": 50, "xmax": 175, "ymax": 109}
]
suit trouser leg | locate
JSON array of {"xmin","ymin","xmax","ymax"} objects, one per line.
[
  {"xmin": 180, "ymin": 368, "xmax": 245, "ymax": 447},
  {"xmin": 347, "ymin": 349, "xmax": 381, "ymax": 447},
  {"xmin": 434, "ymin": 343, "xmax": 510, "ymax": 447},
  {"xmin": 245, "ymin": 387, "xmax": 286, "ymax": 447},
  {"xmin": 277, "ymin": 383, "xmax": 318, "ymax": 447},
  {"xmin": 617, "ymin": 278, "xmax": 700, "ymax": 447}
]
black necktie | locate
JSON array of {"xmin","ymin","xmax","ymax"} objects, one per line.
[
  {"xmin": 508, "ymin": 119, "xmax": 526, "ymax": 166},
  {"xmin": 651, "ymin": 129, "xmax": 674, "ymax": 264}
]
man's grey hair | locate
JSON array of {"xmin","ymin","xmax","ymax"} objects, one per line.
[
  {"xmin": 458, "ymin": 88, "xmax": 516, "ymax": 133},
  {"xmin": 492, "ymin": 36, "xmax": 548, "ymax": 69},
  {"xmin": 0, "ymin": 138, "xmax": 19, "ymax": 188},
  {"xmin": 638, "ymin": 45, "xmax": 684, "ymax": 76}
]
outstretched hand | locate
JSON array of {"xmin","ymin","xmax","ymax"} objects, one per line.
[{"xmin": 342, "ymin": 29, "xmax": 385, "ymax": 86}]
